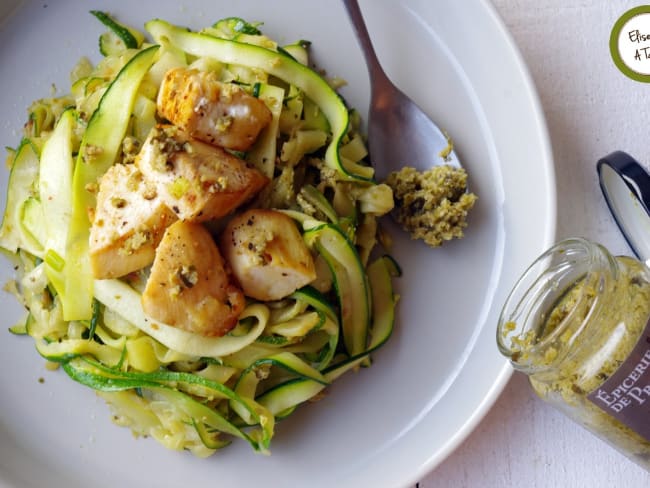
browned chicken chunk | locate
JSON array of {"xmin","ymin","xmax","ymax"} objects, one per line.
[
  {"xmin": 141, "ymin": 220, "xmax": 245, "ymax": 337},
  {"xmin": 89, "ymin": 163, "xmax": 177, "ymax": 279},
  {"xmin": 220, "ymin": 209, "xmax": 317, "ymax": 301},
  {"xmin": 136, "ymin": 125, "xmax": 268, "ymax": 222},
  {"xmin": 157, "ymin": 67, "xmax": 272, "ymax": 151}
]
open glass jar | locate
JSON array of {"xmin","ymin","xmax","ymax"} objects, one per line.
[{"xmin": 497, "ymin": 237, "xmax": 650, "ymax": 469}]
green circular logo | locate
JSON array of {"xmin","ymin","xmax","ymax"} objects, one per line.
[{"xmin": 610, "ymin": 6, "xmax": 650, "ymax": 82}]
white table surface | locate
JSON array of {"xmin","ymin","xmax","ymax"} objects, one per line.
[{"xmin": 421, "ymin": 1, "xmax": 650, "ymax": 487}]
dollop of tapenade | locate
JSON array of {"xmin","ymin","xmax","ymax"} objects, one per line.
[{"xmin": 385, "ymin": 165, "xmax": 477, "ymax": 247}]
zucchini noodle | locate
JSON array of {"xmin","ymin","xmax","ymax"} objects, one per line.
[{"xmin": 0, "ymin": 13, "xmax": 399, "ymax": 456}]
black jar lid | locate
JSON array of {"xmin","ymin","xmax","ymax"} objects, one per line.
[{"xmin": 597, "ymin": 151, "xmax": 650, "ymax": 262}]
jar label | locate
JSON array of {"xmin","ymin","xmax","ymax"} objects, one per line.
[{"xmin": 588, "ymin": 317, "xmax": 650, "ymax": 442}]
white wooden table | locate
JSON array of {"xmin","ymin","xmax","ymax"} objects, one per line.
[{"xmin": 421, "ymin": 1, "xmax": 650, "ymax": 486}]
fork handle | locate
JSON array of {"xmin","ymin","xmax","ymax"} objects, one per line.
[{"xmin": 342, "ymin": 0, "xmax": 390, "ymax": 83}]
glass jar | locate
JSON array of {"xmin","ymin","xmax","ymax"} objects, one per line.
[{"xmin": 497, "ymin": 237, "xmax": 650, "ymax": 470}]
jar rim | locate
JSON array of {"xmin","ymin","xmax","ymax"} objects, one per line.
[{"xmin": 496, "ymin": 238, "xmax": 612, "ymax": 372}]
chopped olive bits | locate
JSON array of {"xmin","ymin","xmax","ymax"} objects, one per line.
[
  {"xmin": 89, "ymin": 163, "xmax": 176, "ymax": 279},
  {"xmin": 142, "ymin": 220, "xmax": 245, "ymax": 336},
  {"xmin": 136, "ymin": 125, "xmax": 268, "ymax": 222}
]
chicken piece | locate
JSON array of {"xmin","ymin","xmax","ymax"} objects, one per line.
[
  {"xmin": 220, "ymin": 209, "xmax": 316, "ymax": 301},
  {"xmin": 157, "ymin": 67, "xmax": 272, "ymax": 151},
  {"xmin": 89, "ymin": 163, "xmax": 177, "ymax": 279},
  {"xmin": 141, "ymin": 220, "xmax": 245, "ymax": 337},
  {"xmin": 136, "ymin": 125, "xmax": 268, "ymax": 222}
]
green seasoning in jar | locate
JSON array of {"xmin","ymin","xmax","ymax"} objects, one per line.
[{"xmin": 497, "ymin": 238, "xmax": 650, "ymax": 469}]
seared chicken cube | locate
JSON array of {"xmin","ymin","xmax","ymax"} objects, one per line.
[
  {"xmin": 157, "ymin": 67, "xmax": 272, "ymax": 151},
  {"xmin": 137, "ymin": 125, "xmax": 268, "ymax": 222},
  {"xmin": 89, "ymin": 163, "xmax": 177, "ymax": 279},
  {"xmin": 220, "ymin": 209, "xmax": 316, "ymax": 301},
  {"xmin": 141, "ymin": 220, "xmax": 245, "ymax": 337}
]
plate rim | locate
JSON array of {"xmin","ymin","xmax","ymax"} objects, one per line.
[{"xmin": 403, "ymin": 0, "xmax": 557, "ymax": 481}]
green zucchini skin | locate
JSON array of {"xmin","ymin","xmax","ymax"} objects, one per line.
[
  {"xmin": 304, "ymin": 223, "xmax": 370, "ymax": 357},
  {"xmin": 60, "ymin": 356, "xmax": 274, "ymax": 452},
  {"xmin": 1, "ymin": 15, "xmax": 401, "ymax": 457},
  {"xmin": 90, "ymin": 10, "xmax": 143, "ymax": 56},
  {"xmin": 256, "ymin": 255, "xmax": 396, "ymax": 416},
  {"xmin": 63, "ymin": 45, "xmax": 159, "ymax": 321},
  {"xmin": 0, "ymin": 140, "xmax": 41, "ymax": 256},
  {"xmin": 212, "ymin": 17, "xmax": 262, "ymax": 37},
  {"xmin": 145, "ymin": 19, "xmax": 373, "ymax": 182}
]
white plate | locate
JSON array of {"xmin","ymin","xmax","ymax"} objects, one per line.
[{"xmin": 0, "ymin": 1, "xmax": 555, "ymax": 487}]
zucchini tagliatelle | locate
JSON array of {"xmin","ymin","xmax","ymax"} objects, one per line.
[{"xmin": 0, "ymin": 13, "xmax": 399, "ymax": 456}]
